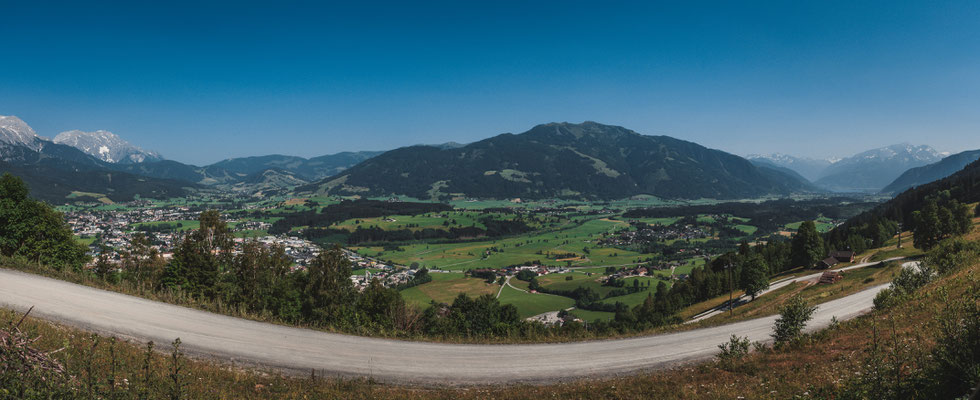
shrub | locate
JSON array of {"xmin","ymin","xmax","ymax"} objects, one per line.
[
  {"xmin": 873, "ymin": 287, "xmax": 904, "ymax": 310},
  {"xmin": 924, "ymin": 238, "xmax": 980, "ymax": 275},
  {"xmin": 772, "ymin": 295, "xmax": 816, "ymax": 345},
  {"xmin": 716, "ymin": 334, "xmax": 750, "ymax": 370},
  {"xmin": 891, "ymin": 263, "xmax": 933, "ymax": 295},
  {"xmin": 928, "ymin": 286, "xmax": 980, "ymax": 398}
]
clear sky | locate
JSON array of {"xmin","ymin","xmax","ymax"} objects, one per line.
[{"xmin": 2, "ymin": 1, "xmax": 979, "ymax": 165}]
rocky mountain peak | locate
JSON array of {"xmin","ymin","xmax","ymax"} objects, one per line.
[{"xmin": 53, "ymin": 129, "xmax": 163, "ymax": 163}]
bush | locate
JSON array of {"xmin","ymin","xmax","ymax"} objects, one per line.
[
  {"xmin": 844, "ymin": 285, "xmax": 980, "ymax": 399},
  {"xmin": 924, "ymin": 238, "xmax": 980, "ymax": 275},
  {"xmin": 891, "ymin": 263, "xmax": 933, "ymax": 295},
  {"xmin": 928, "ymin": 286, "xmax": 980, "ymax": 398},
  {"xmin": 772, "ymin": 295, "xmax": 816, "ymax": 345},
  {"xmin": 716, "ymin": 334, "xmax": 750, "ymax": 370},
  {"xmin": 872, "ymin": 287, "xmax": 904, "ymax": 310}
]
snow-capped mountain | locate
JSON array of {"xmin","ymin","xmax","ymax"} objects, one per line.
[
  {"xmin": 841, "ymin": 143, "xmax": 941, "ymax": 164},
  {"xmin": 814, "ymin": 143, "xmax": 944, "ymax": 192},
  {"xmin": 746, "ymin": 153, "xmax": 834, "ymax": 182},
  {"xmin": 0, "ymin": 115, "xmax": 45, "ymax": 151},
  {"xmin": 53, "ymin": 130, "xmax": 163, "ymax": 163}
]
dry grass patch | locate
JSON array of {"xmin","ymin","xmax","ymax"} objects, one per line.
[{"xmin": 416, "ymin": 277, "xmax": 498, "ymax": 304}]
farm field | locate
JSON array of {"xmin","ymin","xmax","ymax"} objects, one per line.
[
  {"xmin": 497, "ymin": 284, "xmax": 575, "ymax": 318},
  {"xmin": 399, "ymin": 272, "xmax": 498, "ymax": 308},
  {"xmin": 353, "ymin": 218, "xmax": 645, "ymax": 270},
  {"xmin": 130, "ymin": 219, "xmax": 202, "ymax": 232},
  {"xmin": 784, "ymin": 216, "xmax": 838, "ymax": 232}
]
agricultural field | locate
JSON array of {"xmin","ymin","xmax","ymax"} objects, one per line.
[
  {"xmin": 330, "ymin": 211, "xmax": 498, "ymax": 231},
  {"xmin": 354, "ymin": 218, "xmax": 644, "ymax": 270},
  {"xmin": 399, "ymin": 272, "xmax": 498, "ymax": 308},
  {"xmin": 59, "ymin": 191, "xmax": 872, "ymax": 325},
  {"xmin": 784, "ymin": 216, "xmax": 838, "ymax": 233},
  {"xmin": 130, "ymin": 219, "xmax": 202, "ymax": 232},
  {"xmin": 497, "ymin": 284, "xmax": 575, "ymax": 318}
]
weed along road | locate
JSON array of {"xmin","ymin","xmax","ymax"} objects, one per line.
[{"xmin": 0, "ymin": 268, "xmax": 888, "ymax": 385}]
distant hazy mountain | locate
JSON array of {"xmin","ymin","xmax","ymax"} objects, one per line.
[
  {"xmin": 814, "ymin": 144, "xmax": 943, "ymax": 192},
  {"xmin": 0, "ymin": 116, "xmax": 192, "ymax": 203},
  {"xmin": 299, "ymin": 121, "xmax": 815, "ymax": 200},
  {"xmin": 221, "ymin": 168, "xmax": 310, "ymax": 197},
  {"xmin": 53, "ymin": 129, "xmax": 163, "ymax": 163},
  {"xmin": 880, "ymin": 149, "xmax": 980, "ymax": 194},
  {"xmin": 748, "ymin": 159, "xmax": 812, "ymax": 184},
  {"xmin": 428, "ymin": 141, "xmax": 467, "ymax": 150},
  {"xmin": 746, "ymin": 153, "xmax": 833, "ymax": 182},
  {"xmin": 209, "ymin": 151, "xmax": 383, "ymax": 181},
  {"xmin": 106, "ymin": 160, "xmax": 240, "ymax": 185}
]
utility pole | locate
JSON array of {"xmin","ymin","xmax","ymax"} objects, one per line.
[
  {"xmin": 897, "ymin": 223, "xmax": 903, "ymax": 248},
  {"xmin": 726, "ymin": 263, "xmax": 735, "ymax": 317}
]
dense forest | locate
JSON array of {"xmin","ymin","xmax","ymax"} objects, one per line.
[
  {"xmin": 267, "ymin": 199, "xmax": 452, "ymax": 235},
  {"xmin": 827, "ymin": 159, "xmax": 980, "ymax": 251},
  {"xmin": 305, "ymin": 217, "xmax": 535, "ymax": 245},
  {"xmin": 622, "ymin": 198, "xmax": 878, "ymax": 232}
]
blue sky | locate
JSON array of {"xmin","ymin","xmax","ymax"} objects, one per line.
[{"xmin": 2, "ymin": 1, "xmax": 979, "ymax": 165}]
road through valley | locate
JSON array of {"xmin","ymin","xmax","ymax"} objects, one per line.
[{"xmin": 0, "ymin": 268, "xmax": 886, "ymax": 385}]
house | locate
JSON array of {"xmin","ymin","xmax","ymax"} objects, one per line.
[
  {"xmin": 829, "ymin": 250, "xmax": 856, "ymax": 263},
  {"xmin": 819, "ymin": 257, "xmax": 839, "ymax": 269}
]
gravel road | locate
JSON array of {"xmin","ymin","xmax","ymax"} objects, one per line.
[{"xmin": 0, "ymin": 268, "xmax": 886, "ymax": 385}]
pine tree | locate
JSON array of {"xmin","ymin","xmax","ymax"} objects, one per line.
[
  {"xmin": 739, "ymin": 254, "xmax": 770, "ymax": 300},
  {"xmin": 913, "ymin": 200, "xmax": 942, "ymax": 250},
  {"xmin": 791, "ymin": 221, "xmax": 825, "ymax": 268}
]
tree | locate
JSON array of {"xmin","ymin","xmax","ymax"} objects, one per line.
[
  {"xmin": 122, "ymin": 232, "xmax": 162, "ymax": 289},
  {"xmin": 198, "ymin": 210, "xmax": 233, "ymax": 265},
  {"xmin": 93, "ymin": 245, "xmax": 115, "ymax": 281},
  {"xmin": 303, "ymin": 245, "xmax": 357, "ymax": 327},
  {"xmin": 951, "ymin": 200, "xmax": 974, "ymax": 236},
  {"xmin": 845, "ymin": 234, "xmax": 869, "ymax": 255},
  {"xmin": 913, "ymin": 199, "xmax": 973, "ymax": 250},
  {"xmin": 0, "ymin": 173, "xmax": 88, "ymax": 271},
  {"xmin": 739, "ymin": 254, "xmax": 770, "ymax": 300},
  {"xmin": 913, "ymin": 199, "xmax": 942, "ymax": 250},
  {"xmin": 159, "ymin": 210, "xmax": 236, "ymax": 297},
  {"xmin": 772, "ymin": 294, "xmax": 817, "ymax": 345},
  {"xmin": 358, "ymin": 279, "xmax": 410, "ymax": 331},
  {"xmin": 791, "ymin": 221, "xmax": 825, "ymax": 268},
  {"xmin": 160, "ymin": 233, "xmax": 219, "ymax": 297},
  {"xmin": 232, "ymin": 240, "xmax": 268, "ymax": 310}
]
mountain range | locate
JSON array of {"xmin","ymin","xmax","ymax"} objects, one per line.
[
  {"xmin": 298, "ymin": 122, "xmax": 816, "ymax": 200},
  {"xmin": 750, "ymin": 144, "xmax": 945, "ymax": 193},
  {"xmin": 880, "ymin": 149, "xmax": 980, "ymax": 194},
  {"xmin": 4, "ymin": 114, "xmax": 974, "ymax": 203},
  {"xmin": 746, "ymin": 154, "xmax": 833, "ymax": 182},
  {"xmin": 0, "ymin": 115, "xmax": 383, "ymax": 202},
  {"xmin": 52, "ymin": 130, "xmax": 163, "ymax": 164},
  {"xmin": 0, "ymin": 116, "xmax": 192, "ymax": 203}
]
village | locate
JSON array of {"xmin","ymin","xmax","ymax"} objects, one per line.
[
  {"xmin": 62, "ymin": 203, "xmax": 322, "ymax": 271},
  {"xmin": 597, "ymin": 221, "xmax": 710, "ymax": 248}
]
